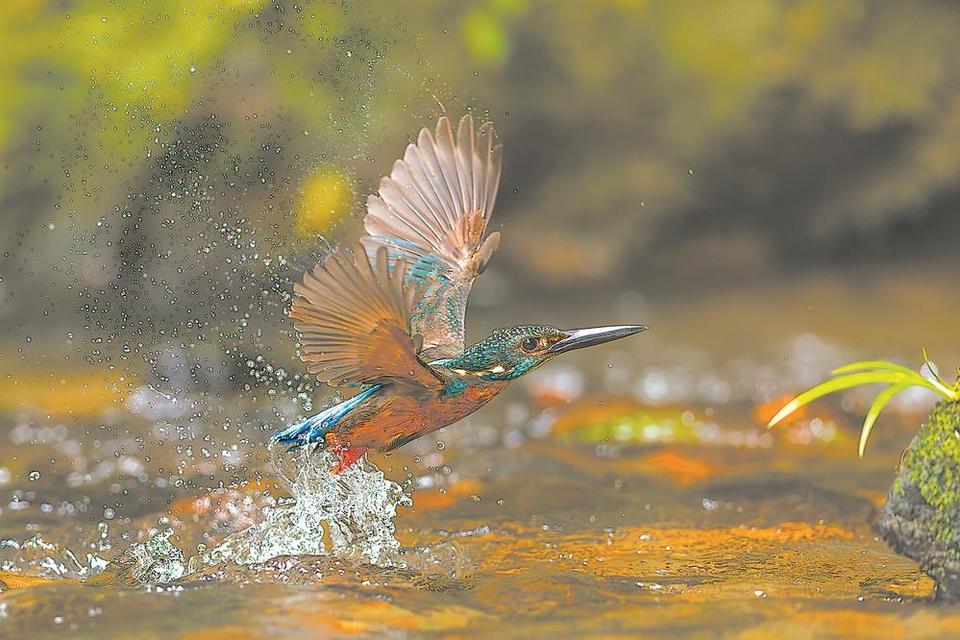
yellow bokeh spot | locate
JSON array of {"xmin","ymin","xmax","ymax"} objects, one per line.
[
  {"xmin": 295, "ymin": 167, "xmax": 354, "ymax": 236},
  {"xmin": 461, "ymin": 8, "xmax": 508, "ymax": 67}
]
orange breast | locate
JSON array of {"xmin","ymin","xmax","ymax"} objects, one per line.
[{"xmin": 331, "ymin": 382, "xmax": 506, "ymax": 452}]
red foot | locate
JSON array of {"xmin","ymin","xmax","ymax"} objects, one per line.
[{"xmin": 330, "ymin": 446, "xmax": 366, "ymax": 474}]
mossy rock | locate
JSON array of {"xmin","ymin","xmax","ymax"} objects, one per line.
[{"xmin": 878, "ymin": 399, "xmax": 960, "ymax": 601}]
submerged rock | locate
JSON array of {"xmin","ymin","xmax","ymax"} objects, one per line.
[{"xmin": 878, "ymin": 399, "xmax": 960, "ymax": 601}]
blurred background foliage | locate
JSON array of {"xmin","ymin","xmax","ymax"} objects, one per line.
[{"xmin": 2, "ymin": 0, "xmax": 959, "ymax": 405}]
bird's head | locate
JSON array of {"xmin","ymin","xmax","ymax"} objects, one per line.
[{"xmin": 439, "ymin": 324, "xmax": 647, "ymax": 381}]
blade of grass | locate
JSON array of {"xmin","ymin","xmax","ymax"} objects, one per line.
[
  {"xmin": 835, "ymin": 361, "xmax": 949, "ymax": 398},
  {"xmin": 857, "ymin": 383, "xmax": 910, "ymax": 458},
  {"xmin": 832, "ymin": 360, "xmax": 918, "ymax": 377},
  {"xmin": 767, "ymin": 371, "xmax": 913, "ymax": 428},
  {"xmin": 832, "ymin": 358, "xmax": 957, "ymax": 399}
]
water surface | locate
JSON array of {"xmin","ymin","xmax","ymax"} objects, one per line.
[{"xmin": 1, "ymin": 268, "xmax": 958, "ymax": 639}]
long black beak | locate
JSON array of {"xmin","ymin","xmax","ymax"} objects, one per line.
[{"xmin": 548, "ymin": 325, "xmax": 648, "ymax": 355}]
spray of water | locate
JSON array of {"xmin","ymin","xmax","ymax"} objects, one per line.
[
  {"xmin": 207, "ymin": 448, "xmax": 411, "ymax": 568},
  {"xmin": 106, "ymin": 447, "xmax": 411, "ymax": 585}
]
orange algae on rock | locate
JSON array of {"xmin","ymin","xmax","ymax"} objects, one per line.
[
  {"xmin": 276, "ymin": 598, "xmax": 489, "ymax": 636},
  {"xmin": 178, "ymin": 626, "xmax": 264, "ymax": 640},
  {"xmin": 755, "ymin": 393, "xmax": 812, "ymax": 426},
  {"xmin": 475, "ymin": 522, "xmax": 855, "ymax": 575},
  {"xmin": 455, "ymin": 518, "xmax": 922, "ymax": 614},
  {"xmin": 0, "ymin": 572, "xmax": 65, "ymax": 591},
  {"xmin": 639, "ymin": 450, "xmax": 713, "ymax": 486},
  {"xmin": 611, "ymin": 523, "xmax": 854, "ymax": 552},
  {"xmin": 406, "ymin": 479, "xmax": 484, "ymax": 514}
]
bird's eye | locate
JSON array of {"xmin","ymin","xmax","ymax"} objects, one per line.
[{"xmin": 520, "ymin": 337, "xmax": 539, "ymax": 352}]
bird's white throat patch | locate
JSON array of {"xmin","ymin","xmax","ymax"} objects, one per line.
[{"xmin": 447, "ymin": 364, "xmax": 507, "ymax": 377}]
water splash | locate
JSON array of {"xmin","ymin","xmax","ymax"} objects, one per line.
[
  {"xmin": 0, "ymin": 533, "xmax": 109, "ymax": 580},
  {"xmin": 124, "ymin": 528, "xmax": 188, "ymax": 584},
  {"xmin": 1, "ymin": 449, "xmax": 411, "ymax": 586},
  {"xmin": 113, "ymin": 448, "xmax": 411, "ymax": 584},
  {"xmin": 207, "ymin": 449, "xmax": 411, "ymax": 567}
]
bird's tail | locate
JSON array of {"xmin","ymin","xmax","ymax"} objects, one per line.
[
  {"xmin": 270, "ymin": 384, "xmax": 383, "ymax": 452},
  {"xmin": 270, "ymin": 411, "xmax": 331, "ymax": 451}
]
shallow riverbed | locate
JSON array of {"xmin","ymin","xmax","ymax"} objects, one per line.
[{"xmin": 1, "ymin": 267, "xmax": 959, "ymax": 639}]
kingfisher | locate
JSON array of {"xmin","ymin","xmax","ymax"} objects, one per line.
[{"xmin": 272, "ymin": 115, "xmax": 646, "ymax": 471}]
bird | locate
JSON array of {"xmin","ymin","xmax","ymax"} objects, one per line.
[{"xmin": 271, "ymin": 115, "xmax": 646, "ymax": 472}]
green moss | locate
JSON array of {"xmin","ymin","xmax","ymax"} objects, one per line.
[{"xmin": 899, "ymin": 399, "xmax": 960, "ymax": 543}]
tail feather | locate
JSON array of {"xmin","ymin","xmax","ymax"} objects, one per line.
[
  {"xmin": 271, "ymin": 411, "xmax": 332, "ymax": 450},
  {"xmin": 270, "ymin": 384, "xmax": 383, "ymax": 451}
]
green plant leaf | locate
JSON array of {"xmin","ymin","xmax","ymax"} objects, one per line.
[
  {"xmin": 769, "ymin": 354, "xmax": 958, "ymax": 458},
  {"xmin": 831, "ymin": 360, "xmax": 918, "ymax": 377},
  {"xmin": 767, "ymin": 371, "xmax": 916, "ymax": 428},
  {"xmin": 857, "ymin": 383, "xmax": 910, "ymax": 457},
  {"xmin": 832, "ymin": 358, "xmax": 960, "ymax": 400},
  {"xmin": 833, "ymin": 360, "xmax": 952, "ymax": 397}
]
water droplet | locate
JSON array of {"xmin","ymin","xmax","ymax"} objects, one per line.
[
  {"xmin": 436, "ymin": 441, "xmax": 445, "ymax": 451},
  {"xmin": 28, "ymin": 470, "xmax": 41, "ymax": 481}
]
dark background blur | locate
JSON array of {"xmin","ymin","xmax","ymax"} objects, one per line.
[{"xmin": 2, "ymin": 0, "xmax": 958, "ymax": 413}]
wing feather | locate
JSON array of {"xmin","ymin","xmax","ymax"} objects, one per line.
[
  {"xmin": 290, "ymin": 245, "xmax": 441, "ymax": 389},
  {"xmin": 361, "ymin": 114, "xmax": 503, "ymax": 357}
]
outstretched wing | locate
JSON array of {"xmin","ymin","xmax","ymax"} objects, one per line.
[
  {"xmin": 290, "ymin": 244, "xmax": 442, "ymax": 390},
  {"xmin": 361, "ymin": 114, "xmax": 503, "ymax": 359}
]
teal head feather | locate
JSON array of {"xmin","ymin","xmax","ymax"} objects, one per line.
[
  {"xmin": 441, "ymin": 325, "xmax": 566, "ymax": 381},
  {"xmin": 441, "ymin": 324, "xmax": 648, "ymax": 381}
]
